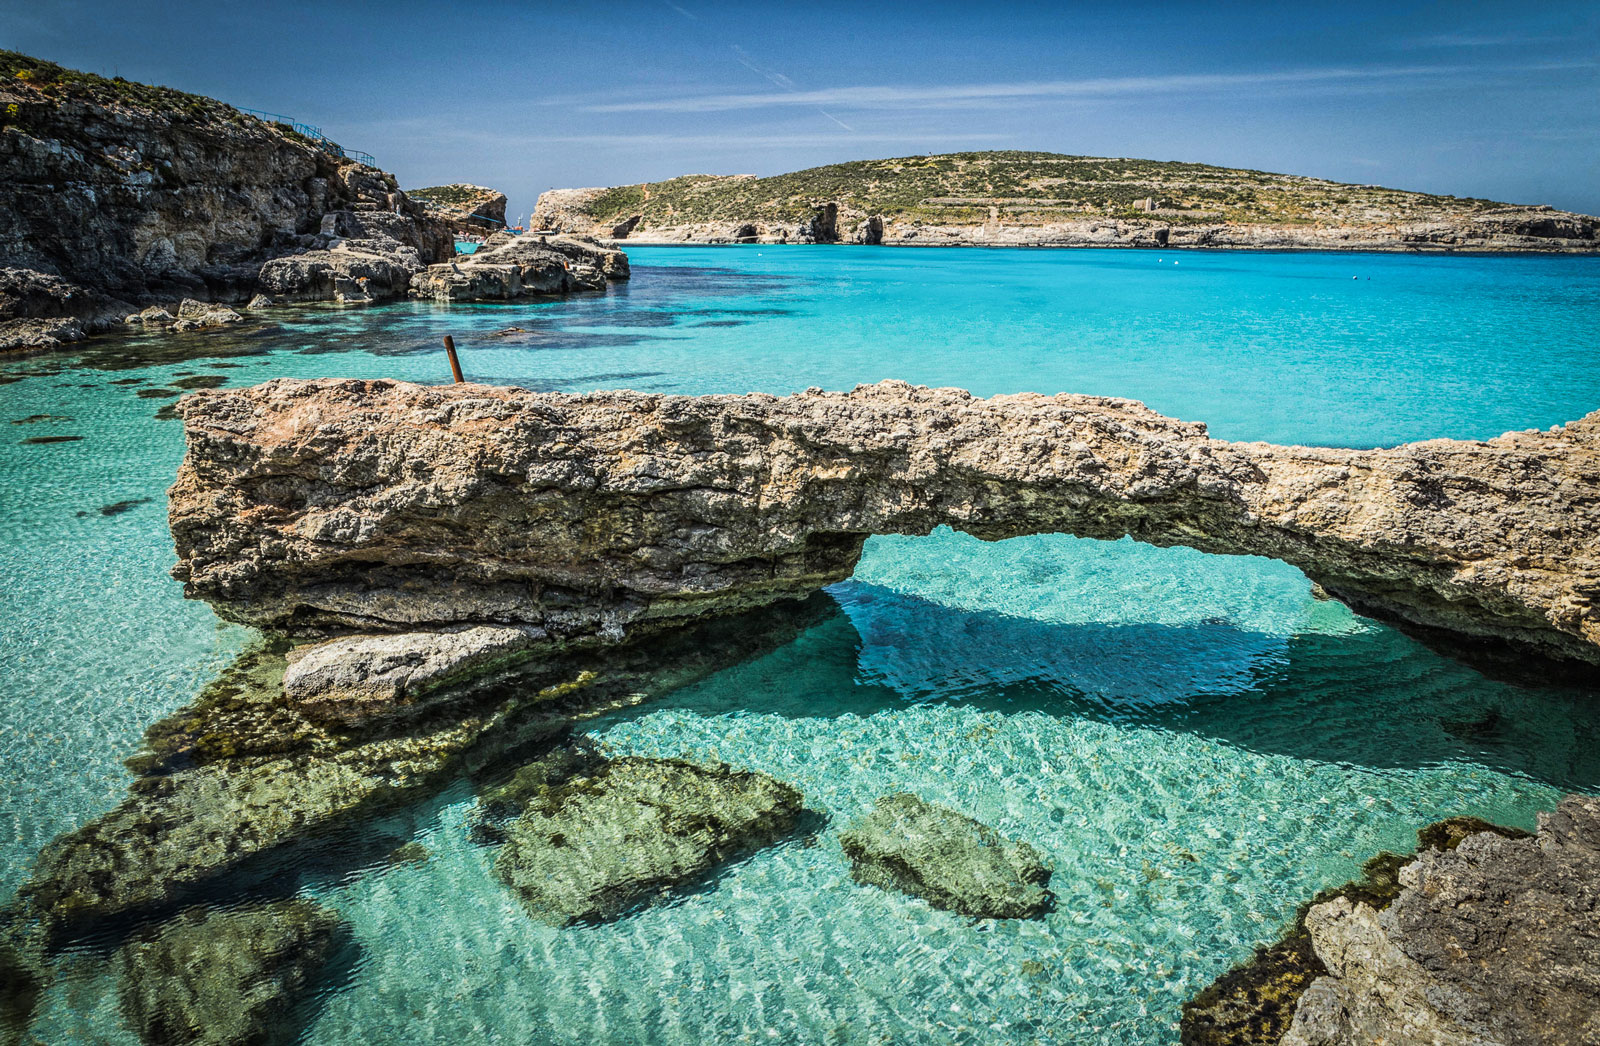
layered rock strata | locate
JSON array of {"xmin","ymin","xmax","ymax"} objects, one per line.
[
  {"xmin": 170, "ymin": 380, "xmax": 1600, "ymax": 672},
  {"xmin": 839, "ymin": 793, "xmax": 1053, "ymax": 919}
]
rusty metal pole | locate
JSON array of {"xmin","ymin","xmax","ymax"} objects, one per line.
[{"xmin": 442, "ymin": 335, "xmax": 465, "ymax": 383}]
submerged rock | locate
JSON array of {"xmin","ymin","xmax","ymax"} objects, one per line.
[
  {"xmin": 170, "ymin": 380, "xmax": 1600, "ymax": 667},
  {"xmin": 1282, "ymin": 795, "xmax": 1600, "ymax": 1046},
  {"xmin": 113, "ymin": 900, "xmax": 341, "ymax": 1046},
  {"xmin": 838, "ymin": 793, "xmax": 1052, "ymax": 919},
  {"xmin": 492, "ymin": 757, "xmax": 805, "ymax": 925},
  {"xmin": 12, "ymin": 596, "xmax": 834, "ymax": 942}
]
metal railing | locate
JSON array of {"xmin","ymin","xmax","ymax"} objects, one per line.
[{"xmin": 238, "ymin": 107, "xmax": 375, "ymax": 167}]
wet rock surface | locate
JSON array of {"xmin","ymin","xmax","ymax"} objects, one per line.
[
  {"xmin": 113, "ymin": 900, "xmax": 341, "ymax": 1046},
  {"xmin": 491, "ymin": 756, "xmax": 805, "ymax": 926},
  {"xmin": 171, "ymin": 379, "xmax": 1600, "ymax": 668},
  {"xmin": 838, "ymin": 793, "xmax": 1052, "ymax": 919},
  {"xmin": 1283, "ymin": 795, "xmax": 1600, "ymax": 1046}
]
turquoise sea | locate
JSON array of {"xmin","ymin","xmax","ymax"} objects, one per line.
[{"xmin": 3, "ymin": 245, "xmax": 1599, "ymax": 1044}]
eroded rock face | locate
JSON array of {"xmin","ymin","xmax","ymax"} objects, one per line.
[
  {"xmin": 282, "ymin": 624, "xmax": 547, "ymax": 724},
  {"xmin": 491, "ymin": 757, "xmax": 805, "ymax": 925},
  {"xmin": 838, "ymin": 793, "xmax": 1052, "ymax": 919},
  {"xmin": 0, "ymin": 51, "xmax": 454, "ymax": 350},
  {"xmin": 409, "ymin": 234, "xmax": 628, "ymax": 302},
  {"xmin": 170, "ymin": 379, "xmax": 1600, "ymax": 667},
  {"xmin": 1283, "ymin": 795, "xmax": 1600, "ymax": 1046},
  {"xmin": 113, "ymin": 900, "xmax": 341, "ymax": 1046}
]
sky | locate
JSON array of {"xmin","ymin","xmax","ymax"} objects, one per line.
[{"xmin": 3, "ymin": 0, "xmax": 1597, "ymax": 221}]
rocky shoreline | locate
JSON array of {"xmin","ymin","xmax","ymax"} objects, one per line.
[
  {"xmin": 0, "ymin": 51, "xmax": 626, "ymax": 355},
  {"xmin": 564, "ymin": 214, "xmax": 1600, "ymax": 253},
  {"xmin": 1184, "ymin": 797, "xmax": 1599, "ymax": 1046}
]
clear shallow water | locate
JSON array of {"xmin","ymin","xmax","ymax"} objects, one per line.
[{"xmin": 3, "ymin": 246, "xmax": 1599, "ymax": 1044}]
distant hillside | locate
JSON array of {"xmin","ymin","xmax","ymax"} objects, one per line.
[{"xmin": 533, "ymin": 151, "xmax": 1599, "ymax": 252}]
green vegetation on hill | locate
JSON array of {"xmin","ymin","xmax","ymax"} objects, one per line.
[
  {"xmin": 408, "ymin": 185, "xmax": 491, "ymax": 208},
  {"xmin": 580, "ymin": 151, "xmax": 1510, "ymax": 228},
  {"xmin": 0, "ymin": 49, "xmax": 346, "ymax": 153},
  {"xmin": 1, "ymin": 50, "xmax": 242, "ymax": 124}
]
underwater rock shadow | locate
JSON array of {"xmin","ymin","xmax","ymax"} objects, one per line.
[{"xmin": 598, "ymin": 585, "xmax": 1600, "ymax": 791}]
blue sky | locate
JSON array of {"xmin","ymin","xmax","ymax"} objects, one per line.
[{"xmin": 4, "ymin": 0, "xmax": 1596, "ymax": 220}]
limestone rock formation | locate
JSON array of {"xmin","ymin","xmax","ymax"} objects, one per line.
[
  {"xmin": 1283, "ymin": 795, "xmax": 1600, "ymax": 1046},
  {"xmin": 838, "ymin": 793, "xmax": 1053, "ymax": 919},
  {"xmin": 113, "ymin": 900, "xmax": 341, "ymax": 1046},
  {"xmin": 170, "ymin": 380, "xmax": 1600, "ymax": 670},
  {"xmin": 491, "ymin": 757, "xmax": 805, "ymax": 925},
  {"xmin": 530, "ymin": 153, "xmax": 1600, "ymax": 252},
  {"xmin": 409, "ymin": 233, "xmax": 628, "ymax": 302},
  {"xmin": 406, "ymin": 183, "xmax": 510, "ymax": 237},
  {"xmin": 0, "ymin": 50, "xmax": 454, "ymax": 350},
  {"xmin": 171, "ymin": 299, "xmax": 243, "ymax": 332},
  {"xmin": 282, "ymin": 624, "xmax": 547, "ymax": 724}
]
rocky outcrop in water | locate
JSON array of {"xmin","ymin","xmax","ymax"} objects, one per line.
[
  {"xmin": 0, "ymin": 50, "xmax": 456, "ymax": 350},
  {"xmin": 491, "ymin": 756, "xmax": 806, "ymax": 925},
  {"xmin": 113, "ymin": 900, "xmax": 341, "ymax": 1046},
  {"xmin": 839, "ymin": 793, "xmax": 1053, "ymax": 919},
  {"xmin": 170, "ymin": 380, "xmax": 1600, "ymax": 675},
  {"xmin": 1282, "ymin": 795, "xmax": 1600, "ymax": 1046},
  {"xmin": 409, "ymin": 233, "xmax": 628, "ymax": 302}
]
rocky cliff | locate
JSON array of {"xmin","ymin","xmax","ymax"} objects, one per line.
[
  {"xmin": 407, "ymin": 183, "xmax": 510, "ymax": 236},
  {"xmin": 168, "ymin": 380, "xmax": 1600, "ymax": 693},
  {"xmin": 0, "ymin": 51, "xmax": 457, "ymax": 351},
  {"xmin": 532, "ymin": 151, "xmax": 1600, "ymax": 252}
]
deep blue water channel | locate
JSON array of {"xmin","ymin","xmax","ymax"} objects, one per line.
[{"xmin": 2, "ymin": 245, "xmax": 1598, "ymax": 1044}]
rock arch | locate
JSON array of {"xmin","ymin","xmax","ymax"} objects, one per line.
[{"xmin": 170, "ymin": 380, "xmax": 1600, "ymax": 675}]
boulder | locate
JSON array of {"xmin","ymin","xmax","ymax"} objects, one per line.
[
  {"xmin": 257, "ymin": 240, "xmax": 421, "ymax": 303},
  {"xmin": 281, "ymin": 625, "xmax": 547, "ymax": 725},
  {"xmin": 1282, "ymin": 795, "xmax": 1600, "ymax": 1046},
  {"xmin": 492, "ymin": 757, "xmax": 805, "ymax": 925},
  {"xmin": 409, "ymin": 234, "xmax": 626, "ymax": 302},
  {"xmin": 171, "ymin": 299, "xmax": 243, "ymax": 332},
  {"xmin": 113, "ymin": 900, "xmax": 341, "ymax": 1046},
  {"xmin": 126, "ymin": 305, "xmax": 176, "ymax": 325},
  {"xmin": 245, "ymin": 294, "xmax": 275, "ymax": 310},
  {"xmin": 838, "ymin": 793, "xmax": 1053, "ymax": 919}
]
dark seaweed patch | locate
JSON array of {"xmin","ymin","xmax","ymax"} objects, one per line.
[
  {"xmin": 10, "ymin": 414, "xmax": 73, "ymax": 424},
  {"xmin": 136, "ymin": 388, "xmax": 181, "ymax": 399},
  {"xmin": 20, "ymin": 435, "xmax": 83, "ymax": 445},
  {"xmin": 100, "ymin": 498, "xmax": 153, "ymax": 517},
  {"xmin": 172, "ymin": 375, "xmax": 226, "ymax": 390}
]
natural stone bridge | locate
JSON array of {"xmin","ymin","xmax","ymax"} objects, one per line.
[{"xmin": 170, "ymin": 379, "xmax": 1600, "ymax": 709}]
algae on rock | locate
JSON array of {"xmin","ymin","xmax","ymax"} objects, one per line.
[
  {"xmin": 838, "ymin": 793, "xmax": 1053, "ymax": 919},
  {"xmin": 113, "ymin": 900, "xmax": 341, "ymax": 1046},
  {"xmin": 492, "ymin": 757, "xmax": 806, "ymax": 926}
]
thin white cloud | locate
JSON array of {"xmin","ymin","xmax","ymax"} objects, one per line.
[
  {"xmin": 537, "ymin": 132, "xmax": 1014, "ymax": 148},
  {"xmin": 581, "ymin": 62, "xmax": 1580, "ymax": 114},
  {"xmin": 1406, "ymin": 32, "xmax": 1568, "ymax": 48}
]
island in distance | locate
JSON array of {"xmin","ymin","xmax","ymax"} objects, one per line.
[{"xmin": 532, "ymin": 150, "xmax": 1600, "ymax": 252}]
